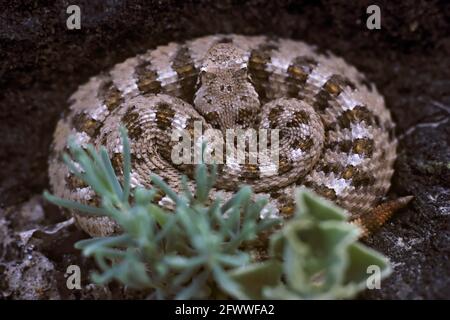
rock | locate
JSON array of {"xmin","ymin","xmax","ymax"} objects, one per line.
[{"xmin": 1, "ymin": 248, "xmax": 60, "ymax": 299}]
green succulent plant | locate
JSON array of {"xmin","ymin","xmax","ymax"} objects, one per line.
[
  {"xmin": 44, "ymin": 127, "xmax": 391, "ymax": 300},
  {"xmin": 44, "ymin": 128, "xmax": 280, "ymax": 299},
  {"xmin": 229, "ymin": 189, "xmax": 392, "ymax": 299}
]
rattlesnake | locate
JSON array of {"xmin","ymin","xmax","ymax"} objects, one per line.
[{"xmin": 48, "ymin": 34, "xmax": 411, "ymax": 237}]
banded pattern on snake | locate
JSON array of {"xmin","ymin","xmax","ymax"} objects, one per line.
[{"xmin": 48, "ymin": 34, "xmax": 409, "ymax": 237}]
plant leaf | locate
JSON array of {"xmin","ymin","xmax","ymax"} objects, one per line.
[{"xmin": 228, "ymin": 261, "xmax": 283, "ymax": 299}]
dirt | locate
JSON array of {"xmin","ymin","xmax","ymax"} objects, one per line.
[{"xmin": 0, "ymin": 0, "xmax": 449, "ymax": 299}]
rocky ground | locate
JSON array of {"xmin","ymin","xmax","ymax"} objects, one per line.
[{"xmin": 0, "ymin": 0, "xmax": 449, "ymax": 299}]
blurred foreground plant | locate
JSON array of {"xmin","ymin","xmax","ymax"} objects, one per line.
[
  {"xmin": 229, "ymin": 190, "xmax": 392, "ymax": 299},
  {"xmin": 45, "ymin": 128, "xmax": 391, "ymax": 299}
]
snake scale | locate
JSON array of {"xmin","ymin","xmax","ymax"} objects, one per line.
[{"xmin": 48, "ymin": 34, "xmax": 411, "ymax": 237}]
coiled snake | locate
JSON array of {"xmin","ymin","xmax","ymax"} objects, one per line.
[{"xmin": 48, "ymin": 35, "xmax": 411, "ymax": 237}]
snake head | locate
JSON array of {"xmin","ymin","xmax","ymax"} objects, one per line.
[
  {"xmin": 201, "ymin": 43, "xmax": 248, "ymax": 75},
  {"xmin": 195, "ymin": 43, "xmax": 259, "ymax": 130}
]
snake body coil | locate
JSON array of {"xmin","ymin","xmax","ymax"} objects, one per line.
[{"xmin": 49, "ymin": 35, "xmax": 398, "ymax": 237}]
